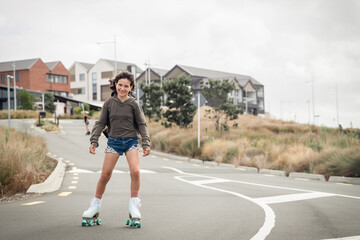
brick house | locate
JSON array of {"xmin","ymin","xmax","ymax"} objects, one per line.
[{"xmin": 0, "ymin": 58, "xmax": 71, "ymax": 110}]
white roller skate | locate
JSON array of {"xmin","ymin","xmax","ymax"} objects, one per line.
[
  {"xmin": 81, "ymin": 198, "xmax": 102, "ymax": 227},
  {"xmin": 125, "ymin": 197, "xmax": 142, "ymax": 228}
]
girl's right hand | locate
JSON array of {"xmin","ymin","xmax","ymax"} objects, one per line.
[{"xmin": 89, "ymin": 145, "xmax": 96, "ymax": 155}]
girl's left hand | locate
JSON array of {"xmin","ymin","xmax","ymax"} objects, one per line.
[{"xmin": 143, "ymin": 148, "xmax": 150, "ymax": 157}]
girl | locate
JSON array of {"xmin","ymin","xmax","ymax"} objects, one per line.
[{"xmin": 82, "ymin": 71, "xmax": 150, "ymax": 227}]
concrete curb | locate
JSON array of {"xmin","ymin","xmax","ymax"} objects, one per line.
[
  {"xmin": 190, "ymin": 159, "xmax": 203, "ymax": 165},
  {"xmin": 204, "ymin": 161, "xmax": 218, "ymax": 167},
  {"xmin": 260, "ymin": 169, "xmax": 286, "ymax": 177},
  {"xmin": 289, "ymin": 172, "xmax": 326, "ymax": 182},
  {"xmin": 329, "ymin": 176, "xmax": 360, "ymax": 185},
  {"xmin": 151, "ymin": 150, "xmax": 359, "ymax": 185},
  {"xmin": 219, "ymin": 163, "xmax": 236, "ymax": 168},
  {"xmin": 27, "ymin": 154, "xmax": 66, "ymax": 194}
]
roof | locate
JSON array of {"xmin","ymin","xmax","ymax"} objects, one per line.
[
  {"xmin": 45, "ymin": 61, "xmax": 60, "ymax": 71},
  {"xmin": 0, "ymin": 58, "xmax": 40, "ymax": 72},
  {"xmin": 101, "ymin": 59, "xmax": 143, "ymax": 73},
  {"xmin": 150, "ymin": 67, "xmax": 168, "ymax": 77},
  {"xmin": 174, "ymin": 64, "xmax": 263, "ymax": 86},
  {"xmin": 77, "ymin": 62, "xmax": 94, "ymax": 71}
]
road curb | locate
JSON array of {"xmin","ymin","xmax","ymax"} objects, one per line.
[
  {"xmin": 289, "ymin": 172, "xmax": 326, "ymax": 182},
  {"xmin": 204, "ymin": 161, "xmax": 218, "ymax": 167},
  {"xmin": 328, "ymin": 176, "xmax": 360, "ymax": 185},
  {"xmin": 219, "ymin": 163, "xmax": 236, "ymax": 168},
  {"xmin": 190, "ymin": 159, "xmax": 204, "ymax": 165},
  {"xmin": 27, "ymin": 154, "xmax": 66, "ymax": 194},
  {"xmin": 260, "ymin": 169, "xmax": 286, "ymax": 177}
]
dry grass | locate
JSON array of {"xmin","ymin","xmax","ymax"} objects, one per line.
[
  {"xmin": 0, "ymin": 127, "xmax": 56, "ymax": 196},
  {"xmin": 148, "ymin": 107, "xmax": 360, "ymax": 178}
]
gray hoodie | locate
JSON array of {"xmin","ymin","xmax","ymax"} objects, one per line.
[{"xmin": 90, "ymin": 95, "xmax": 150, "ymax": 148}]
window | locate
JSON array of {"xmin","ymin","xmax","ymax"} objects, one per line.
[
  {"xmin": 101, "ymin": 71, "xmax": 113, "ymax": 79},
  {"xmin": 15, "ymin": 73, "xmax": 19, "ymax": 82},
  {"xmin": 92, "ymin": 72, "xmax": 97, "ymax": 100},
  {"xmin": 46, "ymin": 74, "xmax": 68, "ymax": 84},
  {"xmin": 79, "ymin": 73, "xmax": 85, "ymax": 81},
  {"xmin": 1, "ymin": 74, "xmax": 5, "ymax": 83}
]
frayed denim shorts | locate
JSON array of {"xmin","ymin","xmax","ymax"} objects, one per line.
[{"xmin": 105, "ymin": 137, "xmax": 139, "ymax": 155}]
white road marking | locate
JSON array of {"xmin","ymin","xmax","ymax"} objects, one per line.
[
  {"xmin": 22, "ymin": 201, "xmax": 45, "ymax": 206},
  {"xmin": 69, "ymin": 186, "xmax": 77, "ymax": 189},
  {"xmin": 71, "ymin": 181, "xmax": 78, "ymax": 184},
  {"xmin": 190, "ymin": 178, "xmax": 232, "ymax": 185},
  {"xmin": 68, "ymin": 169, "xmax": 94, "ymax": 173},
  {"xmin": 322, "ymin": 236, "xmax": 360, "ymax": 240},
  {"xmin": 256, "ymin": 192, "xmax": 336, "ymax": 204},
  {"xmin": 162, "ymin": 166, "xmax": 360, "ymax": 240}
]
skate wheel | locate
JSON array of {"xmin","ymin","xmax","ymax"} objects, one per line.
[
  {"xmin": 81, "ymin": 220, "xmax": 87, "ymax": 226},
  {"xmin": 96, "ymin": 219, "xmax": 102, "ymax": 225},
  {"xmin": 134, "ymin": 220, "xmax": 141, "ymax": 228},
  {"xmin": 88, "ymin": 220, "xmax": 94, "ymax": 226},
  {"xmin": 125, "ymin": 219, "xmax": 130, "ymax": 225}
]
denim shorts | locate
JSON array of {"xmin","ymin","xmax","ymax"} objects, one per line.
[{"xmin": 105, "ymin": 137, "xmax": 139, "ymax": 155}]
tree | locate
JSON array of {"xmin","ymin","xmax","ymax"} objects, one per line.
[
  {"xmin": 44, "ymin": 92, "xmax": 55, "ymax": 113},
  {"xmin": 201, "ymin": 79, "xmax": 243, "ymax": 131},
  {"xmin": 162, "ymin": 73, "xmax": 196, "ymax": 128},
  {"xmin": 17, "ymin": 89, "xmax": 36, "ymax": 110},
  {"xmin": 140, "ymin": 81, "xmax": 163, "ymax": 122}
]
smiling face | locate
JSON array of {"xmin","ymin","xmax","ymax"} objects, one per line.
[{"xmin": 116, "ymin": 78, "xmax": 132, "ymax": 99}]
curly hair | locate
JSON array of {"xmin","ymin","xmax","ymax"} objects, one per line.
[{"xmin": 109, "ymin": 71, "xmax": 135, "ymax": 97}]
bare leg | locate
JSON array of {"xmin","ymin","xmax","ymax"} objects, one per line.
[
  {"xmin": 95, "ymin": 153, "xmax": 120, "ymax": 199},
  {"xmin": 126, "ymin": 149, "xmax": 140, "ymax": 197}
]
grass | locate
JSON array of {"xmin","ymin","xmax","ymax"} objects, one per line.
[
  {"xmin": 0, "ymin": 126, "xmax": 56, "ymax": 197},
  {"xmin": 148, "ymin": 106, "xmax": 360, "ymax": 178}
]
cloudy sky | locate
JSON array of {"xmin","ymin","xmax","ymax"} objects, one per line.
[{"xmin": 1, "ymin": 0, "xmax": 359, "ymax": 128}]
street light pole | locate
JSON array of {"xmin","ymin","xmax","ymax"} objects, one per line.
[
  {"xmin": 197, "ymin": 90, "xmax": 201, "ymax": 148},
  {"xmin": 7, "ymin": 75, "xmax": 14, "ymax": 128},
  {"xmin": 97, "ymin": 34, "xmax": 117, "ymax": 76},
  {"xmin": 12, "ymin": 61, "xmax": 17, "ymax": 111}
]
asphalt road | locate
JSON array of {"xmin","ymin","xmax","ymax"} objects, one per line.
[{"xmin": 1, "ymin": 119, "xmax": 360, "ymax": 240}]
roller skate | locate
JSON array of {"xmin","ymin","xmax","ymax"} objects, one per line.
[
  {"xmin": 125, "ymin": 197, "xmax": 142, "ymax": 228},
  {"xmin": 81, "ymin": 198, "xmax": 102, "ymax": 227}
]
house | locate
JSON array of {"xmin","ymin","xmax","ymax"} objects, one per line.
[
  {"xmin": 163, "ymin": 64, "xmax": 265, "ymax": 115},
  {"xmin": 69, "ymin": 59, "xmax": 142, "ymax": 102},
  {"xmin": 68, "ymin": 62, "xmax": 94, "ymax": 102},
  {"xmin": 0, "ymin": 58, "xmax": 71, "ymax": 110},
  {"xmin": 136, "ymin": 67, "xmax": 168, "ymax": 86}
]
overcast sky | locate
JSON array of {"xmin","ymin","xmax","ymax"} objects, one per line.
[{"xmin": 1, "ymin": 0, "xmax": 359, "ymax": 128}]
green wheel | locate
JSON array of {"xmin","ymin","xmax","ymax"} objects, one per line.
[
  {"xmin": 88, "ymin": 220, "xmax": 94, "ymax": 226},
  {"xmin": 129, "ymin": 220, "xmax": 134, "ymax": 227},
  {"xmin": 125, "ymin": 219, "xmax": 130, "ymax": 225},
  {"xmin": 134, "ymin": 221, "xmax": 141, "ymax": 228},
  {"xmin": 96, "ymin": 219, "xmax": 102, "ymax": 225},
  {"xmin": 81, "ymin": 220, "xmax": 87, "ymax": 226}
]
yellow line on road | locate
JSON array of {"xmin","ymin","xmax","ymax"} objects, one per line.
[
  {"xmin": 71, "ymin": 181, "xmax": 78, "ymax": 184},
  {"xmin": 295, "ymin": 178, "xmax": 310, "ymax": 181},
  {"xmin": 73, "ymin": 177, "xmax": 79, "ymax": 180},
  {"xmin": 22, "ymin": 201, "xmax": 45, "ymax": 206},
  {"xmin": 336, "ymin": 183, "xmax": 353, "ymax": 186},
  {"xmin": 58, "ymin": 192, "xmax": 72, "ymax": 197}
]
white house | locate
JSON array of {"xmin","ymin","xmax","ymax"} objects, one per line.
[{"xmin": 69, "ymin": 59, "xmax": 142, "ymax": 103}]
